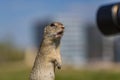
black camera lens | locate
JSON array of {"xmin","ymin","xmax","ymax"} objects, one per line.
[
  {"xmin": 118, "ymin": 7, "xmax": 120, "ymax": 25},
  {"xmin": 97, "ymin": 3, "xmax": 120, "ymax": 36}
]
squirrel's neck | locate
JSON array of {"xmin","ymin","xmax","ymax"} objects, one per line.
[
  {"xmin": 43, "ymin": 37, "xmax": 60, "ymax": 47},
  {"xmin": 39, "ymin": 36, "xmax": 61, "ymax": 50}
]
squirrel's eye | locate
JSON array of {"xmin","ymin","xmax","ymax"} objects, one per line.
[{"xmin": 50, "ymin": 23, "xmax": 55, "ymax": 27}]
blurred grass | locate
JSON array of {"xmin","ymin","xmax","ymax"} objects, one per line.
[
  {"xmin": 0, "ymin": 62, "xmax": 120, "ymax": 80},
  {"xmin": 0, "ymin": 62, "xmax": 30, "ymax": 80},
  {"xmin": 56, "ymin": 69, "xmax": 120, "ymax": 80},
  {"xmin": 0, "ymin": 42, "xmax": 24, "ymax": 62}
]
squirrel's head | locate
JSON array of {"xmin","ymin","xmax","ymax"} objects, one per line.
[{"xmin": 44, "ymin": 22, "xmax": 64, "ymax": 40}]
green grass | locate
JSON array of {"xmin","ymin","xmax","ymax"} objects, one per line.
[
  {"xmin": 0, "ymin": 62, "xmax": 30, "ymax": 80},
  {"xmin": 0, "ymin": 62, "xmax": 120, "ymax": 80},
  {"xmin": 56, "ymin": 69, "xmax": 120, "ymax": 80}
]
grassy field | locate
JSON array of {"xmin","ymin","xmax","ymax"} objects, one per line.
[
  {"xmin": 0, "ymin": 62, "xmax": 30, "ymax": 80},
  {"xmin": 0, "ymin": 62, "xmax": 120, "ymax": 80}
]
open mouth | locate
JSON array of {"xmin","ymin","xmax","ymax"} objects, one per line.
[
  {"xmin": 57, "ymin": 31, "xmax": 64, "ymax": 35},
  {"xmin": 56, "ymin": 30, "xmax": 64, "ymax": 38}
]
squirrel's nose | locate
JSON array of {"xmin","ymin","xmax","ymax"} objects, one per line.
[{"xmin": 61, "ymin": 26, "xmax": 64, "ymax": 29}]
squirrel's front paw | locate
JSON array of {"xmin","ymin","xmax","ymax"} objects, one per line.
[
  {"xmin": 57, "ymin": 64, "xmax": 61, "ymax": 69},
  {"xmin": 55, "ymin": 61, "xmax": 62, "ymax": 69}
]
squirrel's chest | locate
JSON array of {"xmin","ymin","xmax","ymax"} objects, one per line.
[{"xmin": 31, "ymin": 70, "xmax": 55, "ymax": 80}]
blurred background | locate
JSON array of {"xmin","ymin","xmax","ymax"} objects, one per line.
[{"xmin": 1, "ymin": 0, "xmax": 120, "ymax": 80}]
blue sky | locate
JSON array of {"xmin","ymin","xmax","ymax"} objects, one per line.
[{"xmin": 0, "ymin": 0, "xmax": 119, "ymax": 48}]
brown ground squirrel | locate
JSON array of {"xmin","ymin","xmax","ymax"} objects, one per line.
[{"xmin": 30, "ymin": 22, "xmax": 64, "ymax": 80}]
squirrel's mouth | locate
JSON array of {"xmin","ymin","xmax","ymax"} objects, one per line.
[
  {"xmin": 56, "ymin": 30, "xmax": 64, "ymax": 38},
  {"xmin": 57, "ymin": 31, "xmax": 64, "ymax": 35}
]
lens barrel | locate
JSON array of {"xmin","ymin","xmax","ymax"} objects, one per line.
[
  {"xmin": 97, "ymin": 3, "xmax": 120, "ymax": 35},
  {"xmin": 117, "ymin": 6, "xmax": 120, "ymax": 25}
]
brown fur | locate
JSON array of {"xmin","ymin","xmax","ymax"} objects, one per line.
[{"xmin": 30, "ymin": 22, "xmax": 64, "ymax": 80}]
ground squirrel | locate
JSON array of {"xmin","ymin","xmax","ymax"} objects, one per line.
[{"xmin": 30, "ymin": 22, "xmax": 64, "ymax": 80}]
